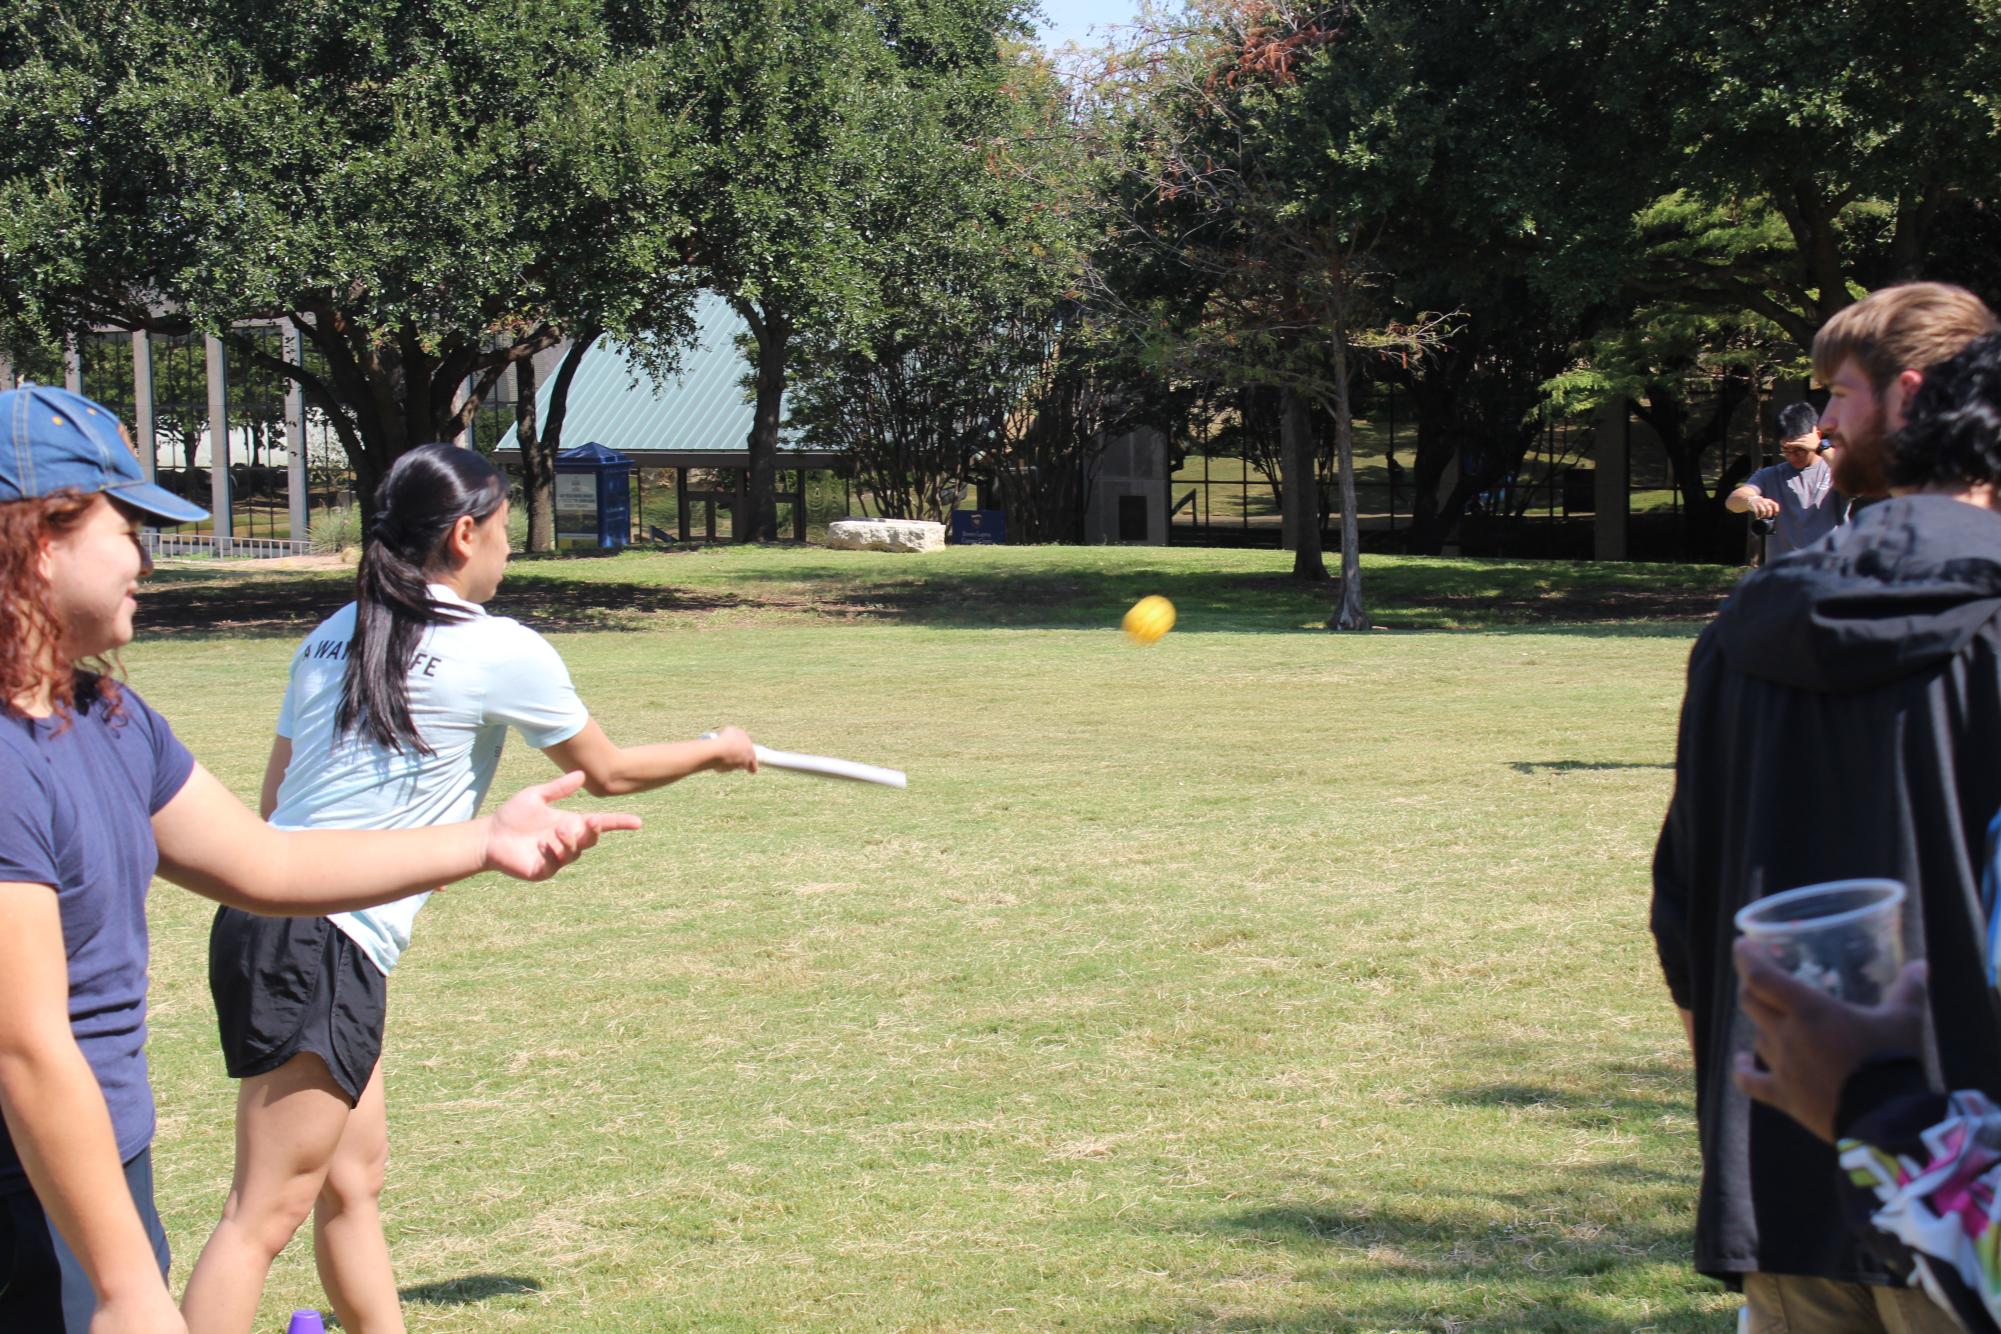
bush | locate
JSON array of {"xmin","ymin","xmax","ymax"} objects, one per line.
[{"xmin": 308, "ymin": 504, "xmax": 361, "ymax": 555}]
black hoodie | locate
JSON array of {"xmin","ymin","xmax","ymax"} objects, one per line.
[{"xmin": 1653, "ymin": 494, "xmax": 2001, "ymax": 1283}]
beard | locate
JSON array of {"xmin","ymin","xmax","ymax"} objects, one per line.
[{"xmin": 1827, "ymin": 404, "xmax": 1890, "ymax": 497}]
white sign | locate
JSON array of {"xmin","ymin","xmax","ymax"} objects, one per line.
[{"xmin": 556, "ymin": 473, "xmax": 596, "ymax": 539}]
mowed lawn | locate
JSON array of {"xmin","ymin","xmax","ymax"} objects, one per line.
[{"xmin": 127, "ymin": 544, "xmax": 1744, "ymax": 1332}]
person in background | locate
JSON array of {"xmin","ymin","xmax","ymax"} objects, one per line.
[{"xmin": 1727, "ymin": 401, "xmax": 1848, "ymax": 557}]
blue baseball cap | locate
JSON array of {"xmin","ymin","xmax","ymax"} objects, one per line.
[{"xmin": 1, "ymin": 383, "xmax": 209, "ymax": 523}]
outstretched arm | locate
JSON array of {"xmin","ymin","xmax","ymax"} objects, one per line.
[
  {"xmin": 153, "ymin": 765, "xmax": 640, "ymax": 915},
  {"xmin": 541, "ymin": 721, "xmax": 758, "ymax": 798},
  {"xmin": 1726, "ymin": 484, "xmax": 1779, "ymax": 518},
  {"xmin": 0, "ymin": 889, "xmax": 186, "ymax": 1332}
]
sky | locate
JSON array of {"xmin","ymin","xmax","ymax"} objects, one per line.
[{"xmin": 1032, "ymin": 0, "xmax": 1146, "ymax": 50}]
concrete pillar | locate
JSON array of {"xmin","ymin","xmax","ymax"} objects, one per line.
[
  {"xmin": 64, "ymin": 335, "xmax": 82, "ymax": 394},
  {"xmin": 282, "ymin": 324, "xmax": 308, "ymax": 543},
  {"xmin": 1593, "ymin": 398, "xmax": 1629, "ymax": 561},
  {"xmin": 131, "ymin": 331, "xmax": 156, "ymax": 484},
  {"xmin": 206, "ymin": 335, "xmax": 231, "ymax": 540}
]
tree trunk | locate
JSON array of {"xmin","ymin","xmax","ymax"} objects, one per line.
[
  {"xmin": 1281, "ymin": 386, "xmax": 1327, "ymax": 580},
  {"xmin": 1888, "ymin": 185, "xmax": 1940, "ymax": 283},
  {"xmin": 234, "ymin": 309, "xmax": 554, "ymax": 540},
  {"xmin": 741, "ymin": 309, "xmax": 789, "ymax": 543},
  {"xmin": 1775, "ymin": 179, "xmax": 1855, "ymax": 333},
  {"xmin": 515, "ymin": 355, "xmax": 553, "ymax": 553},
  {"xmin": 1637, "ymin": 375, "xmax": 1750, "ymax": 562},
  {"xmin": 1402, "ymin": 365, "xmax": 1466, "ymax": 556},
  {"xmin": 543, "ymin": 331, "xmax": 595, "ymax": 489},
  {"xmin": 1328, "ymin": 294, "xmax": 1366, "ymax": 630}
]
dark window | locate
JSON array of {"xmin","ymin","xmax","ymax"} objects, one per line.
[{"xmin": 1118, "ymin": 494, "xmax": 1150, "ymax": 542}]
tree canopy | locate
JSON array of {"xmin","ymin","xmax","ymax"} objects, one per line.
[{"xmin": 3, "ymin": 0, "xmax": 1997, "ymax": 571}]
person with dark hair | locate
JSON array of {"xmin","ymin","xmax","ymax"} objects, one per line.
[
  {"xmin": 0, "ymin": 388, "xmax": 637, "ymax": 1334},
  {"xmin": 1776, "ymin": 399, "xmax": 1827, "ymax": 445},
  {"xmin": 1726, "ymin": 400, "xmax": 1848, "ymax": 556},
  {"xmin": 1652, "ymin": 285, "xmax": 2001, "ymax": 1334},
  {"xmin": 181, "ymin": 443, "xmax": 758, "ymax": 1334},
  {"xmin": 1885, "ymin": 333, "xmax": 2001, "ymax": 497},
  {"xmin": 1732, "ymin": 333, "xmax": 2001, "ymax": 1334}
]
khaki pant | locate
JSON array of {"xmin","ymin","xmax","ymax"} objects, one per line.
[{"xmin": 1742, "ymin": 1274, "xmax": 1966, "ymax": 1334}]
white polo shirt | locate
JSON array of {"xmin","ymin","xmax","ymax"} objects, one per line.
[{"xmin": 269, "ymin": 586, "xmax": 590, "ymax": 974}]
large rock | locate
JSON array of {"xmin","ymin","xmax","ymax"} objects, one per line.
[{"xmin": 825, "ymin": 518, "xmax": 947, "ymax": 553}]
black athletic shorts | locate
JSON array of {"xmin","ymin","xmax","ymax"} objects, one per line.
[{"xmin": 209, "ymin": 907, "xmax": 388, "ymax": 1105}]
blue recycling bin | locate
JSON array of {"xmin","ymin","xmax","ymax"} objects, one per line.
[{"xmin": 554, "ymin": 442, "xmax": 634, "ymax": 551}]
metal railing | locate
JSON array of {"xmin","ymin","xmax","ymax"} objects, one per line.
[{"xmin": 143, "ymin": 530, "xmax": 315, "ymax": 560}]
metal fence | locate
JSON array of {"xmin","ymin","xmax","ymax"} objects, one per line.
[{"xmin": 143, "ymin": 530, "xmax": 314, "ymax": 560}]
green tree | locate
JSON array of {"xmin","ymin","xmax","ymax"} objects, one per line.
[
  {"xmin": 629, "ymin": 0, "xmax": 904, "ymax": 542},
  {"xmin": 784, "ymin": 41, "xmax": 1147, "ymax": 539},
  {"xmin": 615, "ymin": 0, "xmax": 1034, "ymax": 542},
  {"xmin": 1102, "ymin": 0, "xmax": 1448, "ymax": 625},
  {"xmin": 0, "ymin": 0, "xmax": 693, "ymax": 509},
  {"xmin": 1542, "ymin": 195, "xmax": 1809, "ymax": 561},
  {"xmin": 1656, "ymin": 0, "xmax": 2001, "ymax": 340}
]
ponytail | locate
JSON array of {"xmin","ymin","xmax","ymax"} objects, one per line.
[{"xmin": 337, "ymin": 444, "xmax": 507, "ymax": 754}]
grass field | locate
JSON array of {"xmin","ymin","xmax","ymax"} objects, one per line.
[{"xmin": 127, "ymin": 544, "xmax": 1746, "ymax": 1332}]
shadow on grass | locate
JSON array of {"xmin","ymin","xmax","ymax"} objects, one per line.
[
  {"xmin": 133, "ymin": 552, "xmax": 1738, "ymax": 641},
  {"xmin": 398, "ymin": 1273, "xmax": 543, "ymax": 1306},
  {"xmin": 1127, "ymin": 1058, "xmax": 1710, "ymax": 1331},
  {"xmin": 136, "ymin": 570, "xmax": 753, "ymax": 640},
  {"xmin": 1440, "ymin": 1078, "xmax": 1692, "ymax": 1156},
  {"xmin": 1139, "ymin": 1171, "xmax": 1713, "ymax": 1333}
]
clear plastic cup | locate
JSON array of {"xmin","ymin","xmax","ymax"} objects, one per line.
[{"xmin": 1733, "ymin": 879, "xmax": 1906, "ymax": 1004}]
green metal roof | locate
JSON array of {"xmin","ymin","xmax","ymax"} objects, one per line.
[{"xmin": 493, "ymin": 292, "xmax": 811, "ymax": 458}]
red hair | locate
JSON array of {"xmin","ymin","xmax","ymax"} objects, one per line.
[{"xmin": 0, "ymin": 491, "xmax": 124, "ymax": 723}]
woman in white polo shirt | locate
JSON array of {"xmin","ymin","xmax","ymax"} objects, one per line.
[{"xmin": 180, "ymin": 444, "xmax": 757, "ymax": 1333}]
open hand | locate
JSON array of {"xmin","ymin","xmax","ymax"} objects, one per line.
[
  {"xmin": 480, "ymin": 770, "xmax": 642, "ymax": 880},
  {"xmin": 1731, "ymin": 939, "xmax": 1927, "ymax": 1142}
]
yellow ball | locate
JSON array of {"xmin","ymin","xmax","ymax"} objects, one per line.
[{"xmin": 1122, "ymin": 595, "xmax": 1176, "ymax": 645}]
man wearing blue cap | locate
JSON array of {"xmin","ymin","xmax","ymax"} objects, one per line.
[{"xmin": 0, "ymin": 384, "xmax": 640, "ymax": 1332}]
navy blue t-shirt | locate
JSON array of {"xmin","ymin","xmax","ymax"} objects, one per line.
[{"xmin": 0, "ymin": 681, "xmax": 194, "ymax": 1192}]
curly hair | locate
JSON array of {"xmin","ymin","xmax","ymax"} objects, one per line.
[
  {"xmin": 0, "ymin": 491, "xmax": 124, "ymax": 724},
  {"xmin": 1888, "ymin": 335, "xmax": 2001, "ymax": 493}
]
